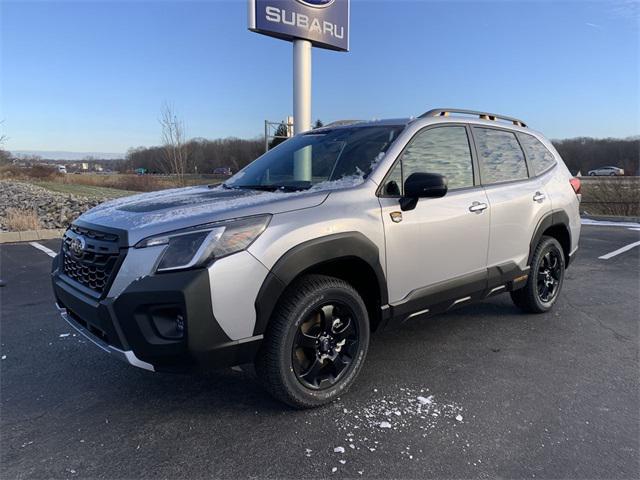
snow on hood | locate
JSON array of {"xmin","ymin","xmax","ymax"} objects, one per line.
[{"xmin": 76, "ymin": 174, "xmax": 367, "ymax": 246}]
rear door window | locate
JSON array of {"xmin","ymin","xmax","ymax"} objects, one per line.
[
  {"xmin": 473, "ymin": 127, "xmax": 528, "ymax": 184},
  {"xmin": 518, "ymin": 133, "xmax": 557, "ymax": 175}
]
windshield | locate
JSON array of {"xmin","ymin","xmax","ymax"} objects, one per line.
[{"xmin": 225, "ymin": 125, "xmax": 404, "ymax": 191}]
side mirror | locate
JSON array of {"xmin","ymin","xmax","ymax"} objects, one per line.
[{"xmin": 400, "ymin": 172, "xmax": 447, "ymax": 211}]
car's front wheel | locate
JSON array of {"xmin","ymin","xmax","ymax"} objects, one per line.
[
  {"xmin": 511, "ymin": 236, "xmax": 565, "ymax": 313},
  {"xmin": 256, "ymin": 274, "xmax": 370, "ymax": 408}
]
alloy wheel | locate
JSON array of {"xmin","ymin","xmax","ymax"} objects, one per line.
[
  {"xmin": 537, "ymin": 250, "xmax": 562, "ymax": 303},
  {"xmin": 292, "ymin": 303, "xmax": 359, "ymax": 390}
]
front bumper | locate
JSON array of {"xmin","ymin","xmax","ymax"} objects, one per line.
[
  {"xmin": 56, "ymin": 303, "xmax": 154, "ymax": 371},
  {"xmin": 51, "ymin": 254, "xmax": 263, "ymax": 372}
]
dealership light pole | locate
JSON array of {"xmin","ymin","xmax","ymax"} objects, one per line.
[{"xmin": 293, "ymin": 39, "xmax": 312, "ymax": 134}]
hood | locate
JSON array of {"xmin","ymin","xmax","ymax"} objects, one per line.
[{"xmin": 76, "ymin": 184, "xmax": 331, "ymax": 246}]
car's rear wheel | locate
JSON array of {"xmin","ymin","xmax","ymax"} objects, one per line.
[
  {"xmin": 256, "ymin": 274, "xmax": 369, "ymax": 408},
  {"xmin": 511, "ymin": 236, "xmax": 565, "ymax": 313}
]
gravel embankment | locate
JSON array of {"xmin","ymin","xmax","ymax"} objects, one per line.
[{"xmin": 0, "ymin": 180, "xmax": 114, "ymax": 231}]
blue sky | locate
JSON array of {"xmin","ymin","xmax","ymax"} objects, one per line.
[{"xmin": 1, "ymin": 0, "xmax": 638, "ymax": 153}]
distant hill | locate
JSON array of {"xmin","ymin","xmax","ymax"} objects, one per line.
[{"xmin": 11, "ymin": 150, "xmax": 124, "ymax": 161}]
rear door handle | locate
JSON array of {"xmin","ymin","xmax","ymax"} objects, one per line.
[
  {"xmin": 469, "ymin": 201, "xmax": 488, "ymax": 213},
  {"xmin": 533, "ymin": 191, "xmax": 546, "ymax": 203}
]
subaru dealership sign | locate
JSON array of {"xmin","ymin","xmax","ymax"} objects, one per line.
[{"xmin": 248, "ymin": 0, "xmax": 350, "ymax": 51}]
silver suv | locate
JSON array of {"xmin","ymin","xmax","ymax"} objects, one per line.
[{"xmin": 52, "ymin": 108, "xmax": 581, "ymax": 408}]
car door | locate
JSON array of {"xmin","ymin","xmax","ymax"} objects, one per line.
[
  {"xmin": 472, "ymin": 126, "xmax": 552, "ymax": 272},
  {"xmin": 378, "ymin": 124, "xmax": 491, "ymax": 315}
]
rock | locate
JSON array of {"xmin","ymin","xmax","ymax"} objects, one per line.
[{"xmin": 0, "ymin": 180, "xmax": 120, "ymax": 231}]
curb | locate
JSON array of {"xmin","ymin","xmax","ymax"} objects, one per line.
[
  {"xmin": 581, "ymin": 214, "xmax": 640, "ymax": 223},
  {"xmin": 0, "ymin": 229, "xmax": 66, "ymax": 244}
]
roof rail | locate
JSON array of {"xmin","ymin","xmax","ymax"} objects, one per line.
[{"xmin": 419, "ymin": 108, "xmax": 527, "ymax": 128}]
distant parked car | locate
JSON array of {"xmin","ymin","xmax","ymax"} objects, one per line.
[
  {"xmin": 588, "ymin": 166, "xmax": 625, "ymax": 176},
  {"xmin": 135, "ymin": 168, "xmax": 148, "ymax": 175},
  {"xmin": 57, "ymin": 165, "xmax": 67, "ymax": 174},
  {"xmin": 213, "ymin": 167, "xmax": 233, "ymax": 176}
]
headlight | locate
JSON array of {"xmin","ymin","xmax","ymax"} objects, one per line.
[{"xmin": 135, "ymin": 215, "xmax": 271, "ymax": 272}]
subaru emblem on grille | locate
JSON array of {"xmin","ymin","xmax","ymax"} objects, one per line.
[{"xmin": 70, "ymin": 236, "xmax": 86, "ymax": 257}]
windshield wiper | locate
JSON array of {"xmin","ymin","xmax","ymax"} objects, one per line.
[{"xmin": 236, "ymin": 184, "xmax": 311, "ymax": 192}]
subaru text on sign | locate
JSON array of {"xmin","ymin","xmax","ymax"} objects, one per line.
[{"xmin": 248, "ymin": 0, "xmax": 350, "ymax": 51}]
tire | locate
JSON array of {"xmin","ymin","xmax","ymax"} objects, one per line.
[
  {"xmin": 610, "ymin": 172, "xmax": 616, "ymax": 176},
  {"xmin": 589, "ymin": 172, "xmax": 595, "ymax": 176},
  {"xmin": 511, "ymin": 236, "xmax": 565, "ymax": 314},
  {"xmin": 255, "ymin": 274, "xmax": 370, "ymax": 408}
]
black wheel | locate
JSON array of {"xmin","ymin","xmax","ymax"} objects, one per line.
[
  {"xmin": 255, "ymin": 274, "xmax": 369, "ymax": 408},
  {"xmin": 589, "ymin": 172, "xmax": 595, "ymax": 176},
  {"xmin": 511, "ymin": 236, "xmax": 565, "ymax": 313}
]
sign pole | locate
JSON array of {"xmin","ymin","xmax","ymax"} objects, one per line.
[{"xmin": 293, "ymin": 38, "xmax": 312, "ymax": 134}]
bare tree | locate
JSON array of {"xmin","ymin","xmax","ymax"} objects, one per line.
[
  {"xmin": 159, "ymin": 103, "xmax": 188, "ymax": 185},
  {"xmin": 0, "ymin": 120, "xmax": 6, "ymax": 144},
  {"xmin": 0, "ymin": 120, "xmax": 10, "ymax": 165}
]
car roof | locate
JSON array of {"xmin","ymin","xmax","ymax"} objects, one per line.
[
  {"xmin": 312, "ymin": 111, "xmax": 548, "ymax": 140},
  {"xmin": 319, "ymin": 115, "xmax": 528, "ymax": 132},
  {"xmin": 324, "ymin": 108, "xmax": 533, "ymax": 132}
]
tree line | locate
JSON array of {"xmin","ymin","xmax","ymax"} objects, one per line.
[
  {"xmin": 123, "ymin": 137, "xmax": 264, "ymax": 175},
  {"xmin": 123, "ymin": 116, "xmax": 324, "ymax": 179},
  {"xmin": 553, "ymin": 137, "xmax": 639, "ymax": 176}
]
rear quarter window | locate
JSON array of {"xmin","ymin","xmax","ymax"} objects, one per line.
[
  {"xmin": 473, "ymin": 127, "xmax": 528, "ymax": 184},
  {"xmin": 518, "ymin": 133, "xmax": 557, "ymax": 175}
]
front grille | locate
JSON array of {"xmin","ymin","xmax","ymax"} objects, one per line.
[
  {"xmin": 63, "ymin": 253, "xmax": 118, "ymax": 293},
  {"xmin": 69, "ymin": 224, "xmax": 119, "ymax": 243},
  {"xmin": 62, "ymin": 225, "xmax": 124, "ymax": 296}
]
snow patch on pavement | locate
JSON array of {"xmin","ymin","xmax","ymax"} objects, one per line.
[
  {"xmin": 332, "ymin": 387, "xmax": 464, "ymax": 435},
  {"xmin": 309, "ymin": 386, "xmax": 468, "ymax": 474}
]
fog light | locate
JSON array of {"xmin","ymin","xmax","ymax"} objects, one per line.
[{"xmin": 148, "ymin": 306, "xmax": 185, "ymax": 340}]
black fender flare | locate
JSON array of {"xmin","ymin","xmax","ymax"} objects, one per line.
[
  {"xmin": 253, "ymin": 232, "xmax": 388, "ymax": 336},
  {"xmin": 528, "ymin": 209, "xmax": 571, "ymax": 265}
]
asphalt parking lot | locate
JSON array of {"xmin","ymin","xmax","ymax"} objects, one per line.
[{"xmin": 1, "ymin": 223, "xmax": 638, "ymax": 479}]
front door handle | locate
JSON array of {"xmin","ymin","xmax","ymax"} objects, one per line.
[
  {"xmin": 469, "ymin": 201, "xmax": 488, "ymax": 213},
  {"xmin": 533, "ymin": 191, "xmax": 546, "ymax": 203}
]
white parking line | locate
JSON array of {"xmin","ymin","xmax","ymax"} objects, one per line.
[
  {"xmin": 581, "ymin": 219, "xmax": 640, "ymax": 228},
  {"xmin": 598, "ymin": 240, "xmax": 640, "ymax": 260},
  {"xmin": 29, "ymin": 242, "xmax": 57, "ymax": 258}
]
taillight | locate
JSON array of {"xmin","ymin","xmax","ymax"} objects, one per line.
[{"xmin": 570, "ymin": 177, "xmax": 581, "ymax": 196}]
